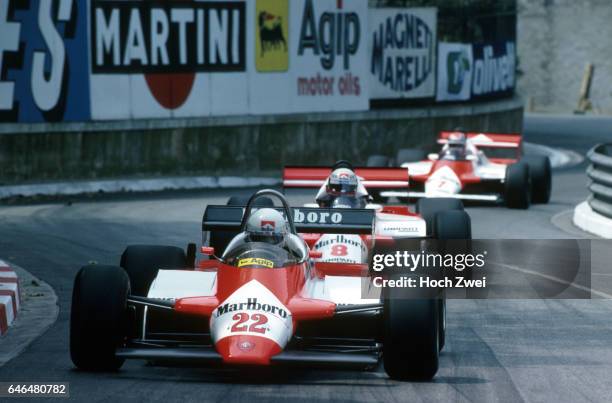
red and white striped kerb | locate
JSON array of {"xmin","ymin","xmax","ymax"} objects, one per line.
[{"xmin": 0, "ymin": 259, "xmax": 20, "ymax": 336}]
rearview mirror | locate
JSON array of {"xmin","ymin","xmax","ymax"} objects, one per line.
[{"xmin": 201, "ymin": 246, "xmax": 215, "ymax": 256}]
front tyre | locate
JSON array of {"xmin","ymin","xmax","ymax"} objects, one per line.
[
  {"xmin": 120, "ymin": 245, "xmax": 187, "ymax": 296},
  {"xmin": 383, "ymin": 295, "xmax": 439, "ymax": 380},
  {"xmin": 70, "ymin": 265, "xmax": 129, "ymax": 371}
]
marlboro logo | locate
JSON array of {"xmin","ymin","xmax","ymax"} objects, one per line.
[
  {"xmin": 261, "ymin": 220, "xmax": 275, "ymax": 231},
  {"xmin": 215, "ymin": 297, "xmax": 288, "ymax": 318}
]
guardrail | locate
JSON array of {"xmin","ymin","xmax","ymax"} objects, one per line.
[{"xmin": 587, "ymin": 144, "xmax": 612, "ymax": 218}]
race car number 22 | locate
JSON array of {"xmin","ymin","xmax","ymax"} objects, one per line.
[{"xmin": 231, "ymin": 313, "xmax": 268, "ymax": 334}]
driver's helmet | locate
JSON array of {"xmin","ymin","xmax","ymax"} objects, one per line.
[
  {"xmin": 326, "ymin": 168, "xmax": 358, "ymax": 197},
  {"xmin": 446, "ymin": 131, "xmax": 467, "ymax": 157},
  {"xmin": 447, "ymin": 131, "xmax": 467, "ymax": 148},
  {"xmin": 245, "ymin": 208, "xmax": 289, "ymax": 246}
]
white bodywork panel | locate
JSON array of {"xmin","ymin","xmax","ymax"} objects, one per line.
[
  {"xmin": 404, "ymin": 160, "xmax": 433, "ymax": 176},
  {"xmin": 314, "ymin": 234, "xmax": 368, "ymax": 264},
  {"xmin": 424, "ymin": 165, "xmax": 463, "ymax": 196},
  {"xmin": 375, "ymin": 212, "xmax": 427, "ymax": 237},
  {"xmin": 147, "ymin": 269, "xmax": 217, "ymax": 300},
  {"xmin": 473, "ymin": 159, "xmax": 507, "ymax": 180},
  {"xmin": 302, "ymin": 275, "xmax": 380, "ymax": 305},
  {"xmin": 145, "ymin": 270, "xmax": 217, "ymax": 338},
  {"xmin": 308, "ymin": 229, "xmax": 382, "ymax": 305}
]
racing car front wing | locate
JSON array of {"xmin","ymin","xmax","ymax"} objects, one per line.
[{"xmin": 116, "ymin": 347, "xmax": 379, "ymax": 368}]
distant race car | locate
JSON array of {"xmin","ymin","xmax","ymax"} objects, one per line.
[
  {"xmin": 70, "ymin": 189, "xmax": 471, "ymax": 381},
  {"xmin": 365, "ymin": 131, "xmax": 552, "ymax": 209}
]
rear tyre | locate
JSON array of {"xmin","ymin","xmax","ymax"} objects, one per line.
[
  {"xmin": 396, "ymin": 149, "xmax": 427, "ymax": 165},
  {"xmin": 208, "ymin": 196, "xmax": 274, "ymax": 256},
  {"xmin": 505, "ymin": 163, "xmax": 531, "ymax": 209},
  {"xmin": 120, "ymin": 245, "xmax": 187, "ymax": 296},
  {"xmin": 523, "ymin": 155, "xmax": 551, "ymax": 204},
  {"xmin": 417, "ymin": 198, "xmax": 464, "ymax": 235},
  {"xmin": 70, "ymin": 265, "xmax": 129, "ymax": 371},
  {"xmin": 383, "ymin": 292, "xmax": 439, "ymax": 380},
  {"xmin": 366, "ymin": 155, "xmax": 390, "ymax": 167}
]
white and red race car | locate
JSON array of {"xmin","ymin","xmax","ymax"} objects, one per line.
[
  {"xmin": 367, "ymin": 131, "xmax": 552, "ymax": 209},
  {"xmin": 70, "ymin": 189, "xmax": 471, "ymax": 381},
  {"xmin": 282, "ymin": 161, "xmax": 472, "ymax": 237}
]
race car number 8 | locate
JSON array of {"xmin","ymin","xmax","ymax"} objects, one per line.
[
  {"xmin": 331, "ymin": 244, "xmax": 348, "ymax": 256},
  {"xmin": 231, "ymin": 313, "xmax": 268, "ymax": 334}
]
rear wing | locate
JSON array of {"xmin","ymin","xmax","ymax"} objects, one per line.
[
  {"xmin": 202, "ymin": 206, "xmax": 375, "ymax": 234},
  {"xmin": 283, "ymin": 166, "xmax": 409, "ymax": 190},
  {"xmin": 438, "ymin": 131, "xmax": 523, "ymax": 149}
]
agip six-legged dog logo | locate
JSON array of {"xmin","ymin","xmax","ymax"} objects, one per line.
[{"xmin": 256, "ymin": 0, "xmax": 289, "ymax": 72}]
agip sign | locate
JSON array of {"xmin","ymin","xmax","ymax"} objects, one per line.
[
  {"xmin": 292, "ymin": 0, "xmax": 369, "ymax": 111},
  {"xmin": 249, "ymin": 0, "xmax": 369, "ymax": 115}
]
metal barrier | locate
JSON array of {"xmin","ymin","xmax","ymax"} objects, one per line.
[{"xmin": 587, "ymin": 144, "xmax": 612, "ymax": 218}]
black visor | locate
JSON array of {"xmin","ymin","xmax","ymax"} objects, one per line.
[{"xmin": 328, "ymin": 182, "xmax": 357, "ymax": 196}]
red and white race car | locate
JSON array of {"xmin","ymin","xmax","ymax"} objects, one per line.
[
  {"xmin": 282, "ymin": 160, "xmax": 472, "ymax": 236},
  {"xmin": 367, "ymin": 131, "xmax": 552, "ymax": 209},
  {"xmin": 70, "ymin": 189, "xmax": 471, "ymax": 381}
]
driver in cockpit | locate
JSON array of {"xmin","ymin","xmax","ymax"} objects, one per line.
[
  {"xmin": 443, "ymin": 131, "xmax": 468, "ymax": 160},
  {"xmin": 440, "ymin": 129, "xmax": 484, "ymax": 162},
  {"xmin": 222, "ymin": 208, "xmax": 307, "ymax": 267},
  {"xmin": 315, "ymin": 167, "xmax": 369, "ymax": 209},
  {"xmin": 244, "ymin": 208, "xmax": 290, "ymax": 247}
]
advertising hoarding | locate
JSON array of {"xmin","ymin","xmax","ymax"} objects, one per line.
[
  {"xmin": 436, "ymin": 42, "xmax": 473, "ymax": 102},
  {"xmin": 0, "ymin": 0, "xmax": 90, "ymax": 123},
  {"xmin": 368, "ymin": 8, "xmax": 437, "ymax": 100}
]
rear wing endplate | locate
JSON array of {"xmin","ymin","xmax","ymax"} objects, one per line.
[{"xmin": 202, "ymin": 206, "xmax": 375, "ymax": 234}]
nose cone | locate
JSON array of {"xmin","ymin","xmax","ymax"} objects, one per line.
[
  {"xmin": 426, "ymin": 166, "xmax": 462, "ymax": 196},
  {"xmin": 216, "ymin": 335, "xmax": 282, "ymax": 365}
]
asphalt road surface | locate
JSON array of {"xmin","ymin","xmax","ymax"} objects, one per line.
[{"xmin": 1, "ymin": 115, "xmax": 611, "ymax": 402}]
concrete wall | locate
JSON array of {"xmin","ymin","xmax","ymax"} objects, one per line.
[
  {"xmin": 0, "ymin": 97, "xmax": 523, "ymax": 184},
  {"xmin": 518, "ymin": 0, "xmax": 612, "ymax": 113}
]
